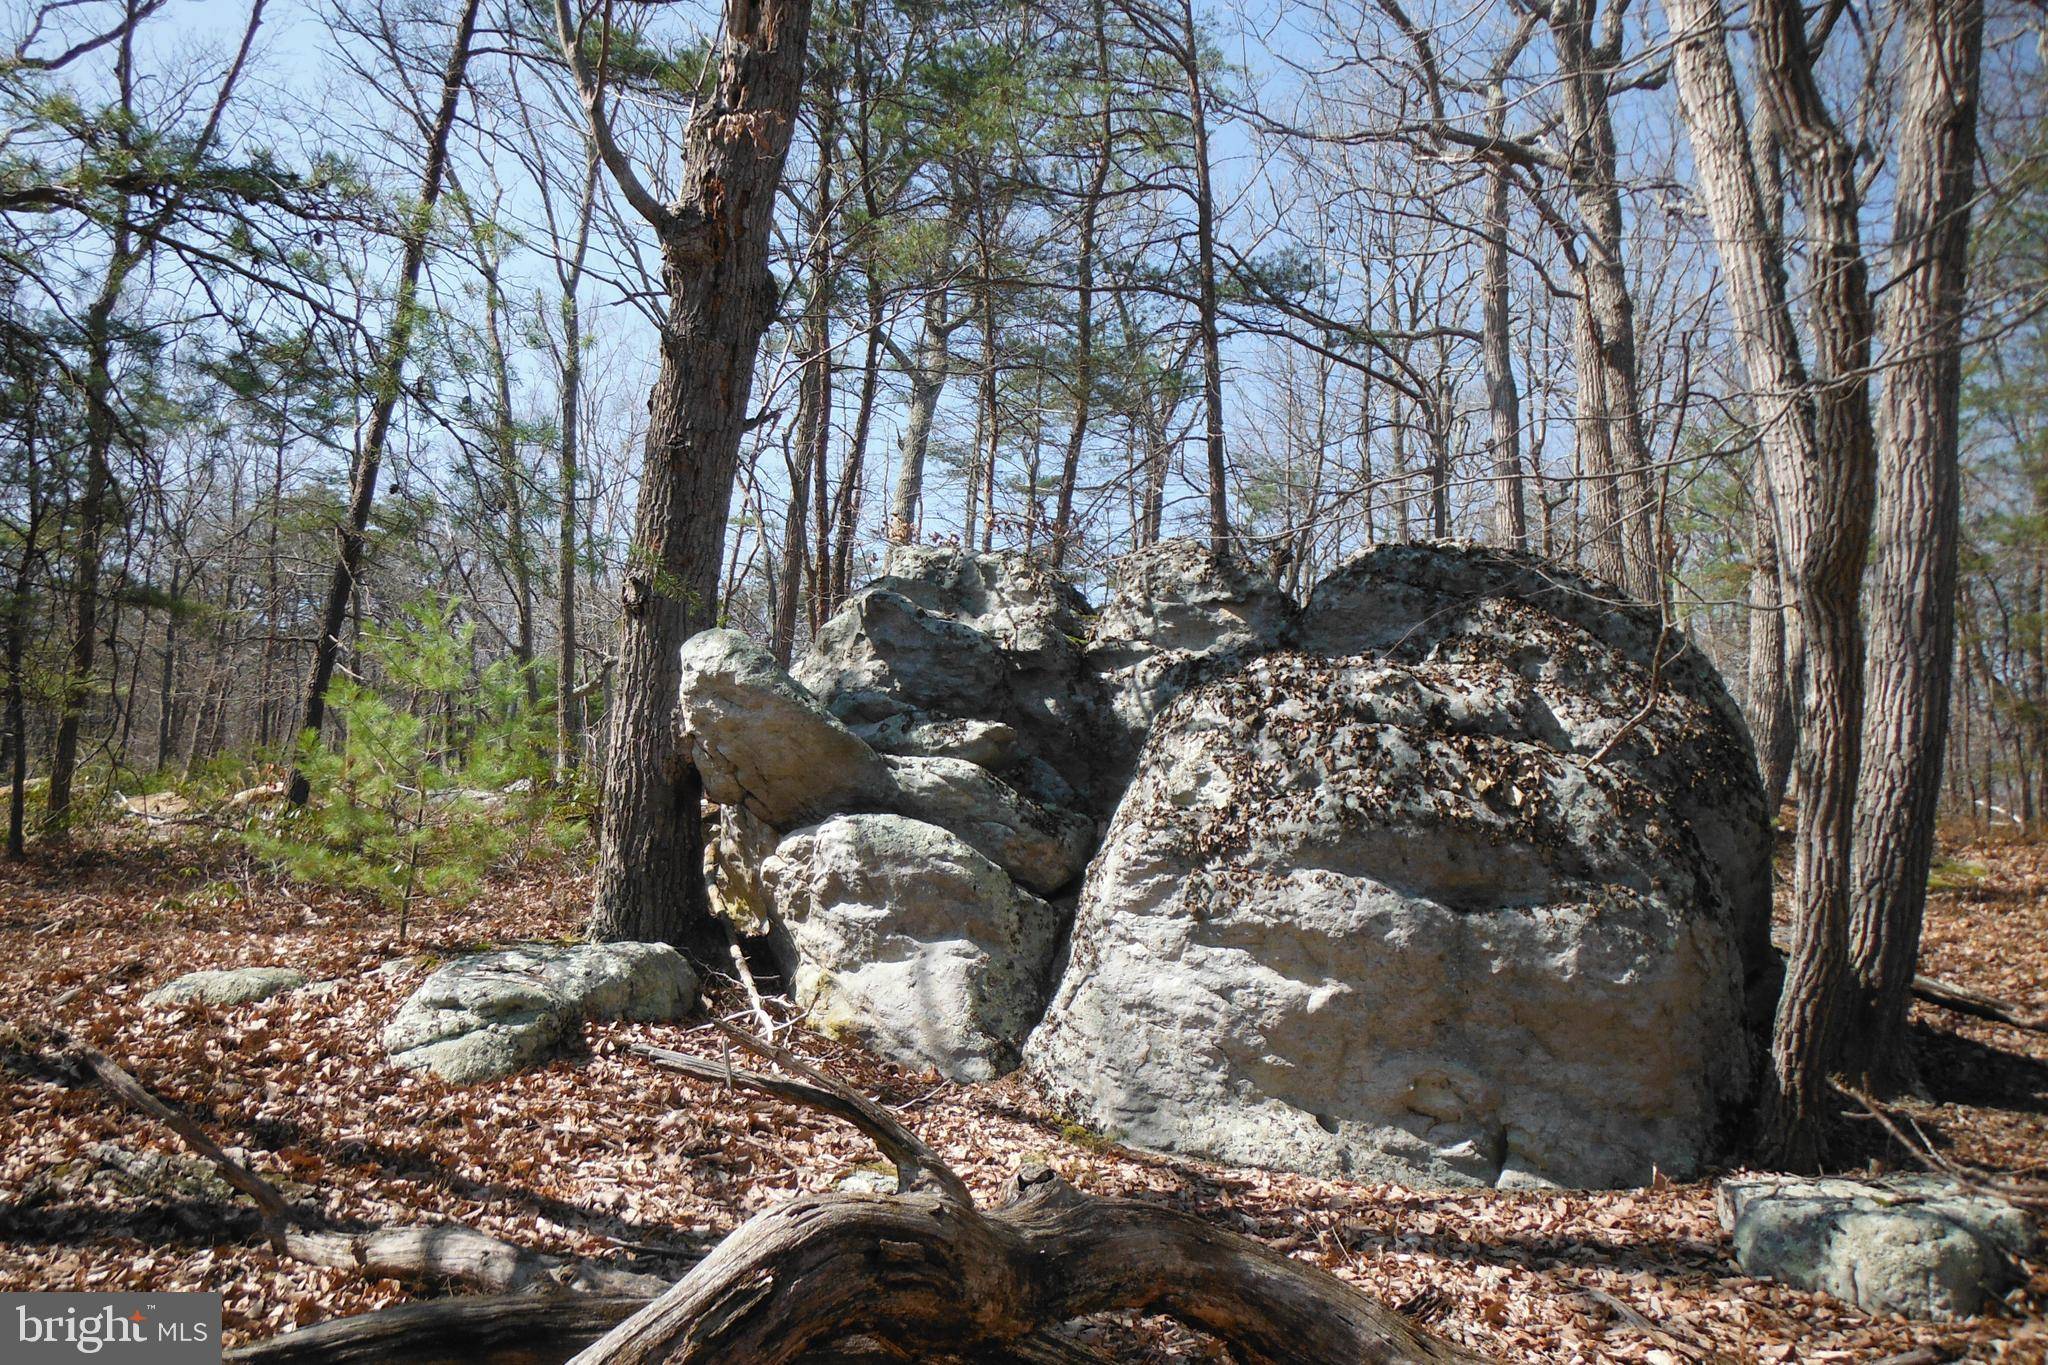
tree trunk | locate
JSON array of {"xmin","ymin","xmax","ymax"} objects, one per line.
[
  {"xmin": 1845, "ymin": 0, "xmax": 1985, "ymax": 1092},
  {"xmin": 576, "ymin": 0, "xmax": 815, "ymax": 957},
  {"xmin": 4, "ymin": 393, "xmax": 41, "ymax": 860},
  {"xmin": 1666, "ymin": 0, "xmax": 1879, "ymax": 1168},
  {"xmin": 1054, "ymin": 0, "xmax": 1114, "ymax": 570},
  {"xmin": 1185, "ymin": 0, "xmax": 1230, "ymax": 556},
  {"xmin": 46, "ymin": 235, "xmax": 131, "ymax": 835},
  {"xmin": 1747, "ymin": 478, "xmax": 1795, "ymax": 811},
  {"xmin": 287, "ymin": 0, "xmax": 481, "ymax": 807},
  {"xmin": 557, "ymin": 147, "xmax": 599, "ymax": 775},
  {"xmin": 886, "ymin": 291, "xmax": 952, "ymax": 547},
  {"xmin": 1547, "ymin": 0, "xmax": 1661, "ymax": 602},
  {"xmin": 773, "ymin": 109, "xmax": 836, "ymax": 666},
  {"xmin": 481, "ymin": 252, "xmax": 540, "ymax": 702},
  {"xmin": 1481, "ymin": 79, "xmax": 1527, "ymax": 553}
]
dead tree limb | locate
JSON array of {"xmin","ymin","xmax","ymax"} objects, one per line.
[
  {"xmin": 1768, "ymin": 937, "xmax": 2048, "ymax": 1034},
  {"xmin": 589, "ymin": 1027, "xmax": 1490, "ymax": 1365},
  {"xmin": 222, "ymin": 1294, "xmax": 656, "ymax": 1365},
  {"xmin": 222, "ymin": 1295, "xmax": 1114, "ymax": 1365},
  {"xmin": 9, "ymin": 1020, "xmax": 297, "ymax": 1241},
  {"xmin": 280, "ymin": 1226, "xmax": 671, "ymax": 1297},
  {"xmin": 630, "ymin": 1026, "xmax": 970, "ymax": 1205},
  {"xmin": 6, "ymin": 1019, "xmax": 675, "ymax": 1296}
]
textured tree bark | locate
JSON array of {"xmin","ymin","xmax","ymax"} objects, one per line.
[
  {"xmin": 1846, "ymin": 0, "xmax": 1985, "ymax": 1093},
  {"xmin": 1545, "ymin": 0, "xmax": 1661, "ymax": 603},
  {"xmin": 1666, "ymin": 0, "xmax": 1878, "ymax": 1168},
  {"xmin": 572, "ymin": 0, "xmax": 814, "ymax": 955},
  {"xmin": 568, "ymin": 1174, "xmax": 1486, "ymax": 1365},
  {"xmin": 224, "ymin": 1295, "xmax": 655, "ymax": 1365},
  {"xmin": 287, "ymin": 0, "xmax": 480, "ymax": 809},
  {"xmin": 1746, "ymin": 480, "xmax": 1795, "ymax": 812},
  {"xmin": 1481, "ymin": 77, "xmax": 1527, "ymax": 553}
]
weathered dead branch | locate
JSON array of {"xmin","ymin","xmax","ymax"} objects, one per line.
[
  {"xmin": 6, "ymin": 1019, "xmax": 675, "ymax": 1296},
  {"xmin": 1767, "ymin": 937, "xmax": 2048, "ymax": 1034}
]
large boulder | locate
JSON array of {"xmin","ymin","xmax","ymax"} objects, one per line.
[
  {"xmin": 760, "ymin": 814, "xmax": 1064, "ymax": 1081},
  {"xmin": 1291, "ymin": 543, "xmax": 1776, "ymax": 1021},
  {"xmin": 384, "ymin": 943, "xmax": 698, "ymax": 1084},
  {"xmin": 1024, "ymin": 646, "xmax": 1755, "ymax": 1189},
  {"xmin": 1718, "ymin": 1175, "xmax": 2035, "ymax": 1319}
]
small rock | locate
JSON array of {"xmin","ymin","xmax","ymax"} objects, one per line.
[
  {"xmin": 144, "ymin": 967, "xmax": 306, "ymax": 1008},
  {"xmin": 1717, "ymin": 1174, "xmax": 2036, "ymax": 1319},
  {"xmin": 383, "ymin": 942, "xmax": 698, "ymax": 1084}
]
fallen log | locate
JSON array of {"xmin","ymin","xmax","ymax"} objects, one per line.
[
  {"xmin": 5, "ymin": 1019, "xmax": 678, "ymax": 1297},
  {"xmin": 222, "ymin": 1293, "xmax": 1114, "ymax": 1365},
  {"xmin": 573, "ymin": 1025, "xmax": 1490, "ymax": 1365},
  {"xmin": 281, "ymin": 1226, "xmax": 670, "ymax": 1298},
  {"xmin": 1768, "ymin": 937, "xmax": 2048, "ymax": 1034},
  {"xmin": 223, "ymin": 1294, "xmax": 656, "ymax": 1365}
]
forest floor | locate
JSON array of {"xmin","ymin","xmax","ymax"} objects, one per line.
[{"xmin": 1, "ymin": 820, "xmax": 2044, "ymax": 1363}]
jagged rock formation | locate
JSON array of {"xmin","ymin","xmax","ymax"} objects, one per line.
[
  {"xmin": 760, "ymin": 814, "xmax": 1064, "ymax": 1081},
  {"xmin": 690, "ymin": 540, "xmax": 1770, "ymax": 1186}
]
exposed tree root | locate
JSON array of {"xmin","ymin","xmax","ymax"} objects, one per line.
[{"xmin": 572, "ymin": 1025, "xmax": 1490, "ymax": 1364}]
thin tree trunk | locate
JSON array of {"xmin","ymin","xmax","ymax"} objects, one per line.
[
  {"xmin": 886, "ymin": 291, "xmax": 952, "ymax": 548},
  {"xmin": 1548, "ymin": 0, "xmax": 1660, "ymax": 602},
  {"xmin": 481, "ymin": 251, "xmax": 540, "ymax": 701},
  {"xmin": 1054, "ymin": 0, "xmax": 1114, "ymax": 570},
  {"xmin": 828, "ymin": 281, "xmax": 880, "ymax": 604},
  {"xmin": 287, "ymin": 0, "xmax": 481, "ymax": 807},
  {"xmin": 5, "ymin": 389, "xmax": 42, "ymax": 860},
  {"xmin": 1846, "ymin": 0, "xmax": 1985, "ymax": 1093},
  {"xmin": 1184, "ymin": 0, "xmax": 1229, "ymax": 556},
  {"xmin": 1481, "ymin": 78, "xmax": 1527, "ymax": 553},
  {"xmin": 1747, "ymin": 479, "xmax": 1796, "ymax": 812},
  {"xmin": 557, "ymin": 147, "xmax": 599, "ymax": 775}
]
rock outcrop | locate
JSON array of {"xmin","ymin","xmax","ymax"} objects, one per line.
[
  {"xmin": 1718, "ymin": 1175, "xmax": 2035, "ymax": 1318},
  {"xmin": 384, "ymin": 943, "xmax": 698, "ymax": 1084},
  {"xmin": 1022, "ymin": 651, "xmax": 1752, "ymax": 1188},
  {"xmin": 686, "ymin": 550, "xmax": 1100, "ymax": 1081},
  {"xmin": 691, "ymin": 539, "xmax": 1770, "ymax": 1185},
  {"xmin": 1291, "ymin": 543, "xmax": 1777, "ymax": 1021}
]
